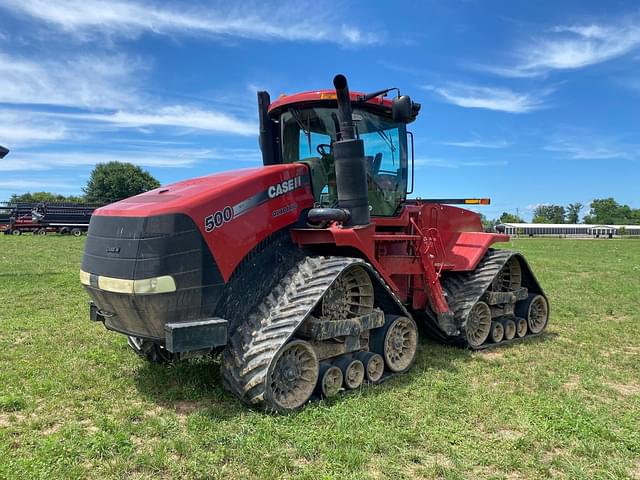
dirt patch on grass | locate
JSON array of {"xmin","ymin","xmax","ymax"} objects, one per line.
[
  {"xmin": 496, "ymin": 429, "xmax": 523, "ymax": 441},
  {"xmin": 563, "ymin": 374, "xmax": 580, "ymax": 391},
  {"xmin": 173, "ymin": 400, "xmax": 204, "ymax": 415},
  {"xmin": 606, "ymin": 382, "xmax": 640, "ymax": 397},
  {"xmin": 630, "ymin": 459, "xmax": 640, "ymax": 479},
  {"xmin": 476, "ymin": 350, "xmax": 504, "ymax": 361}
]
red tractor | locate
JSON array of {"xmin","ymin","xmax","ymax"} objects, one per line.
[{"xmin": 81, "ymin": 75, "xmax": 548, "ymax": 411}]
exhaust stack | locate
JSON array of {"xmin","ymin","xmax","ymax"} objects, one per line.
[{"xmin": 332, "ymin": 74, "xmax": 370, "ymax": 226}]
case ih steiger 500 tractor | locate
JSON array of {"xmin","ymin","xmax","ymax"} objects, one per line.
[{"xmin": 81, "ymin": 75, "xmax": 548, "ymax": 411}]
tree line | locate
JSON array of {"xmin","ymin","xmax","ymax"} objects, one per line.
[
  {"xmin": 8, "ymin": 162, "xmax": 160, "ymax": 204},
  {"xmin": 483, "ymin": 198, "xmax": 640, "ymax": 229}
]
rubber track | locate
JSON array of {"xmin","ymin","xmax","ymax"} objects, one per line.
[
  {"xmin": 222, "ymin": 256, "xmax": 409, "ymax": 410},
  {"xmin": 441, "ymin": 248, "xmax": 545, "ymax": 348}
]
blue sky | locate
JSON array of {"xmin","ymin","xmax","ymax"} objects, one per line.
[{"xmin": 0, "ymin": 0, "xmax": 638, "ymax": 221}]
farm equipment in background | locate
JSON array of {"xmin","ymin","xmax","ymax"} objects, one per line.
[
  {"xmin": 80, "ymin": 74, "xmax": 549, "ymax": 411},
  {"xmin": 1, "ymin": 201, "xmax": 101, "ymax": 236}
]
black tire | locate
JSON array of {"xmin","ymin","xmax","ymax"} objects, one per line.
[
  {"xmin": 264, "ymin": 339, "xmax": 319, "ymax": 411},
  {"xmin": 58, "ymin": 227, "xmax": 69, "ymax": 235},
  {"xmin": 333, "ymin": 356, "xmax": 365, "ymax": 390},
  {"xmin": 371, "ymin": 314, "xmax": 418, "ymax": 374},
  {"xmin": 36, "ymin": 228, "xmax": 46, "ymax": 236},
  {"xmin": 463, "ymin": 301, "xmax": 492, "ymax": 347},
  {"xmin": 12, "ymin": 229, "xmax": 22, "ymax": 236},
  {"xmin": 71, "ymin": 228, "xmax": 82, "ymax": 237},
  {"xmin": 315, "ymin": 363, "xmax": 343, "ymax": 398},
  {"xmin": 354, "ymin": 351, "xmax": 384, "ymax": 382},
  {"xmin": 490, "ymin": 321, "xmax": 504, "ymax": 343},
  {"xmin": 503, "ymin": 319, "xmax": 516, "ymax": 340},
  {"xmin": 516, "ymin": 294, "xmax": 549, "ymax": 334},
  {"xmin": 516, "ymin": 318, "xmax": 528, "ymax": 338}
]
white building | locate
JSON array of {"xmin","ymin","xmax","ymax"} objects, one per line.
[{"xmin": 496, "ymin": 223, "xmax": 640, "ymax": 237}]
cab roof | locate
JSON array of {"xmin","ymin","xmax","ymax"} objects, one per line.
[{"xmin": 268, "ymin": 89, "xmax": 394, "ymax": 116}]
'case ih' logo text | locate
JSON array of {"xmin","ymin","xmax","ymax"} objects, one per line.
[{"xmin": 268, "ymin": 176, "xmax": 303, "ymax": 199}]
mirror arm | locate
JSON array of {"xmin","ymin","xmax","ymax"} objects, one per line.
[{"xmin": 358, "ymin": 87, "xmax": 400, "ymax": 103}]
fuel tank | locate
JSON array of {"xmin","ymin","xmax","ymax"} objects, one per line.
[{"xmin": 81, "ymin": 164, "xmax": 314, "ymax": 340}]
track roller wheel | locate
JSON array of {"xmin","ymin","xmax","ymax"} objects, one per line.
[
  {"xmin": 516, "ymin": 294, "xmax": 549, "ymax": 334},
  {"xmin": 333, "ymin": 357, "xmax": 365, "ymax": 390},
  {"xmin": 315, "ymin": 363, "xmax": 343, "ymax": 398},
  {"xmin": 516, "ymin": 318, "xmax": 528, "ymax": 338},
  {"xmin": 371, "ymin": 315, "xmax": 418, "ymax": 373},
  {"xmin": 265, "ymin": 340, "xmax": 319, "ymax": 411},
  {"xmin": 503, "ymin": 319, "xmax": 516, "ymax": 341},
  {"xmin": 464, "ymin": 301, "xmax": 492, "ymax": 347},
  {"xmin": 489, "ymin": 321, "xmax": 504, "ymax": 343},
  {"xmin": 355, "ymin": 351, "xmax": 384, "ymax": 383},
  {"xmin": 127, "ymin": 336, "xmax": 176, "ymax": 363}
]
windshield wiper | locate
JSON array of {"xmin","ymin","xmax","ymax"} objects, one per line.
[
  {"xmin": 291, "ymin": 108, "xmax": 312, "ymax": 155},
  {"xmin": 377, "ymin": 130, "xmax": 396, "ymax": 165}
]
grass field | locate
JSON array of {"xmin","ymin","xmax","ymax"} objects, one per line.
[{"xmin": 0, "ymin": 236, "xmax": 639, "ymax": 479}]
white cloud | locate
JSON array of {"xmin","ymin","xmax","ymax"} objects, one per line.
[
  {"xmin": 0, "ymin": 147, "xmax": 262, "ymax": 172},
  {"xmin": 0, "ymin": 0, "xmax": 379, "ymax": 46},
  {"xmin": 424, "ymin": 83, "xmax": 552, "ymax": 113},
  {"xmin": 0, "ymin": 52, "xmax": 141, "ymax": 108},
  {"xmin": 415, "ymin": 157, "xmax": 508, "ymax": 168},
  {"xmin": 52, "ymin": 106, "xmax": 257, "ymax": 136},
  {"xmin": 544, "ymin": 137, "xmax": 637, "ymax": 160},
  {"xmin": 0, "ymin": 111, "xmax": 69, "ymax": 145},
  {"xmin": 440, "ymin": 139, "xmax": 510, "ymax": 149},
  {"xmin": 0, "ymin": 178, "xmax": 79, "ymax": 190},
  {"xmin": 484, "ymin": 17, "xmax": 640, "ymax": 77},
  {"xmin": 0, "ymin": 51, "xmax": 257, "ymax": 141}
]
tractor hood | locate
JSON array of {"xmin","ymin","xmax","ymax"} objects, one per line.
[{"xmin": 88, "ymin": 163, "xmax": 314, "ymax": 282}]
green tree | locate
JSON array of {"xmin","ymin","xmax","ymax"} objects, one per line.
[
  {"xmin": 565, "ymin": 202, "xmax": 583, "ymax": 224},
  {"xmin": 84, "ymin": 162, "xmax": 160, "ymax": 204},
  {"xmin": 584, "ymin": 198, "xmax": 639, "ymax": 224},
  {"xmin": 532, "ymin": 205, "xmax": 565, "ymax": 224},
  {"xmin": 480, "ymin": 214, "xmax": 499, "ymax": 231},
  {"xmin": 498, "ymin": 212, "xmax": 524, "ymax": 224},
  {"xmin": 9, "ymin": 192, "xmax": 85, "ymax": 203}
]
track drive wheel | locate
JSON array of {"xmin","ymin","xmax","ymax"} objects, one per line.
[
  {"xmin": 491, "ymin": 256, "xmax": 522, "ymax": 292},
  {"xmin": 371, "ymin": 315, "xmax": 418, "ymax": 373},
  {"xmin": 516, "ymin": 294, "xmax": 549, "ymax": 334},
  {"xmin": 127, "ymin": 336, "xmax": 176, "ymax": 363},
  {"xmin": 503, "ymin": 319, "xmax": 516, "ymax": 340},
  {"xmin": 321, "ymin": 265, "xmax": 374, "ymax": 319},
  {"xmin": 464, "ymin": 301, "xmax": 492, "ymax": 347},
  {"xmin": 490, "ymin": 321, "xmax": 504, "ymax": 343},
  {"xmin": 265, "ymin": 340, "xmax": 319, "ymax": 411},
  {"xmin": 355, "ymin": 351, "xmax": 385, "ymax": 383},
  {"xmin": 316, "ymin": 363, "xmax": 343, "ymax": 398}
]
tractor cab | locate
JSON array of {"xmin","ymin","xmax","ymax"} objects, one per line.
[{"xmin": 261, "ymin": 87, "xmax": 420, "ymax": 217}]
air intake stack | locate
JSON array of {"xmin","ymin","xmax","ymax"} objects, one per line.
[{"xmin": 332, "ymin": 74, "xmax": 370, "ymax": 226}]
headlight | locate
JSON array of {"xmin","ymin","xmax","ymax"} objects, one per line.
[{"xmin": 79, "ymin": 269, "xmax": 176, "ymax": 294}]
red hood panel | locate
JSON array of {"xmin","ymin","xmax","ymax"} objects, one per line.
[{"xmin": 94, "ymin": 164, "xmax": 315, "ymax": 281}]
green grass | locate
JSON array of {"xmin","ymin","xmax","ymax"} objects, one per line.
[{"xmin": 1, "ymin": 236, "xmax": 639, "ymax": 479}]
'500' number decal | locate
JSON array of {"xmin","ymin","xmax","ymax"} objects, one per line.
[{"xmin": 205, "ymin": 206, "xmax": 233, "ymax": 232}]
